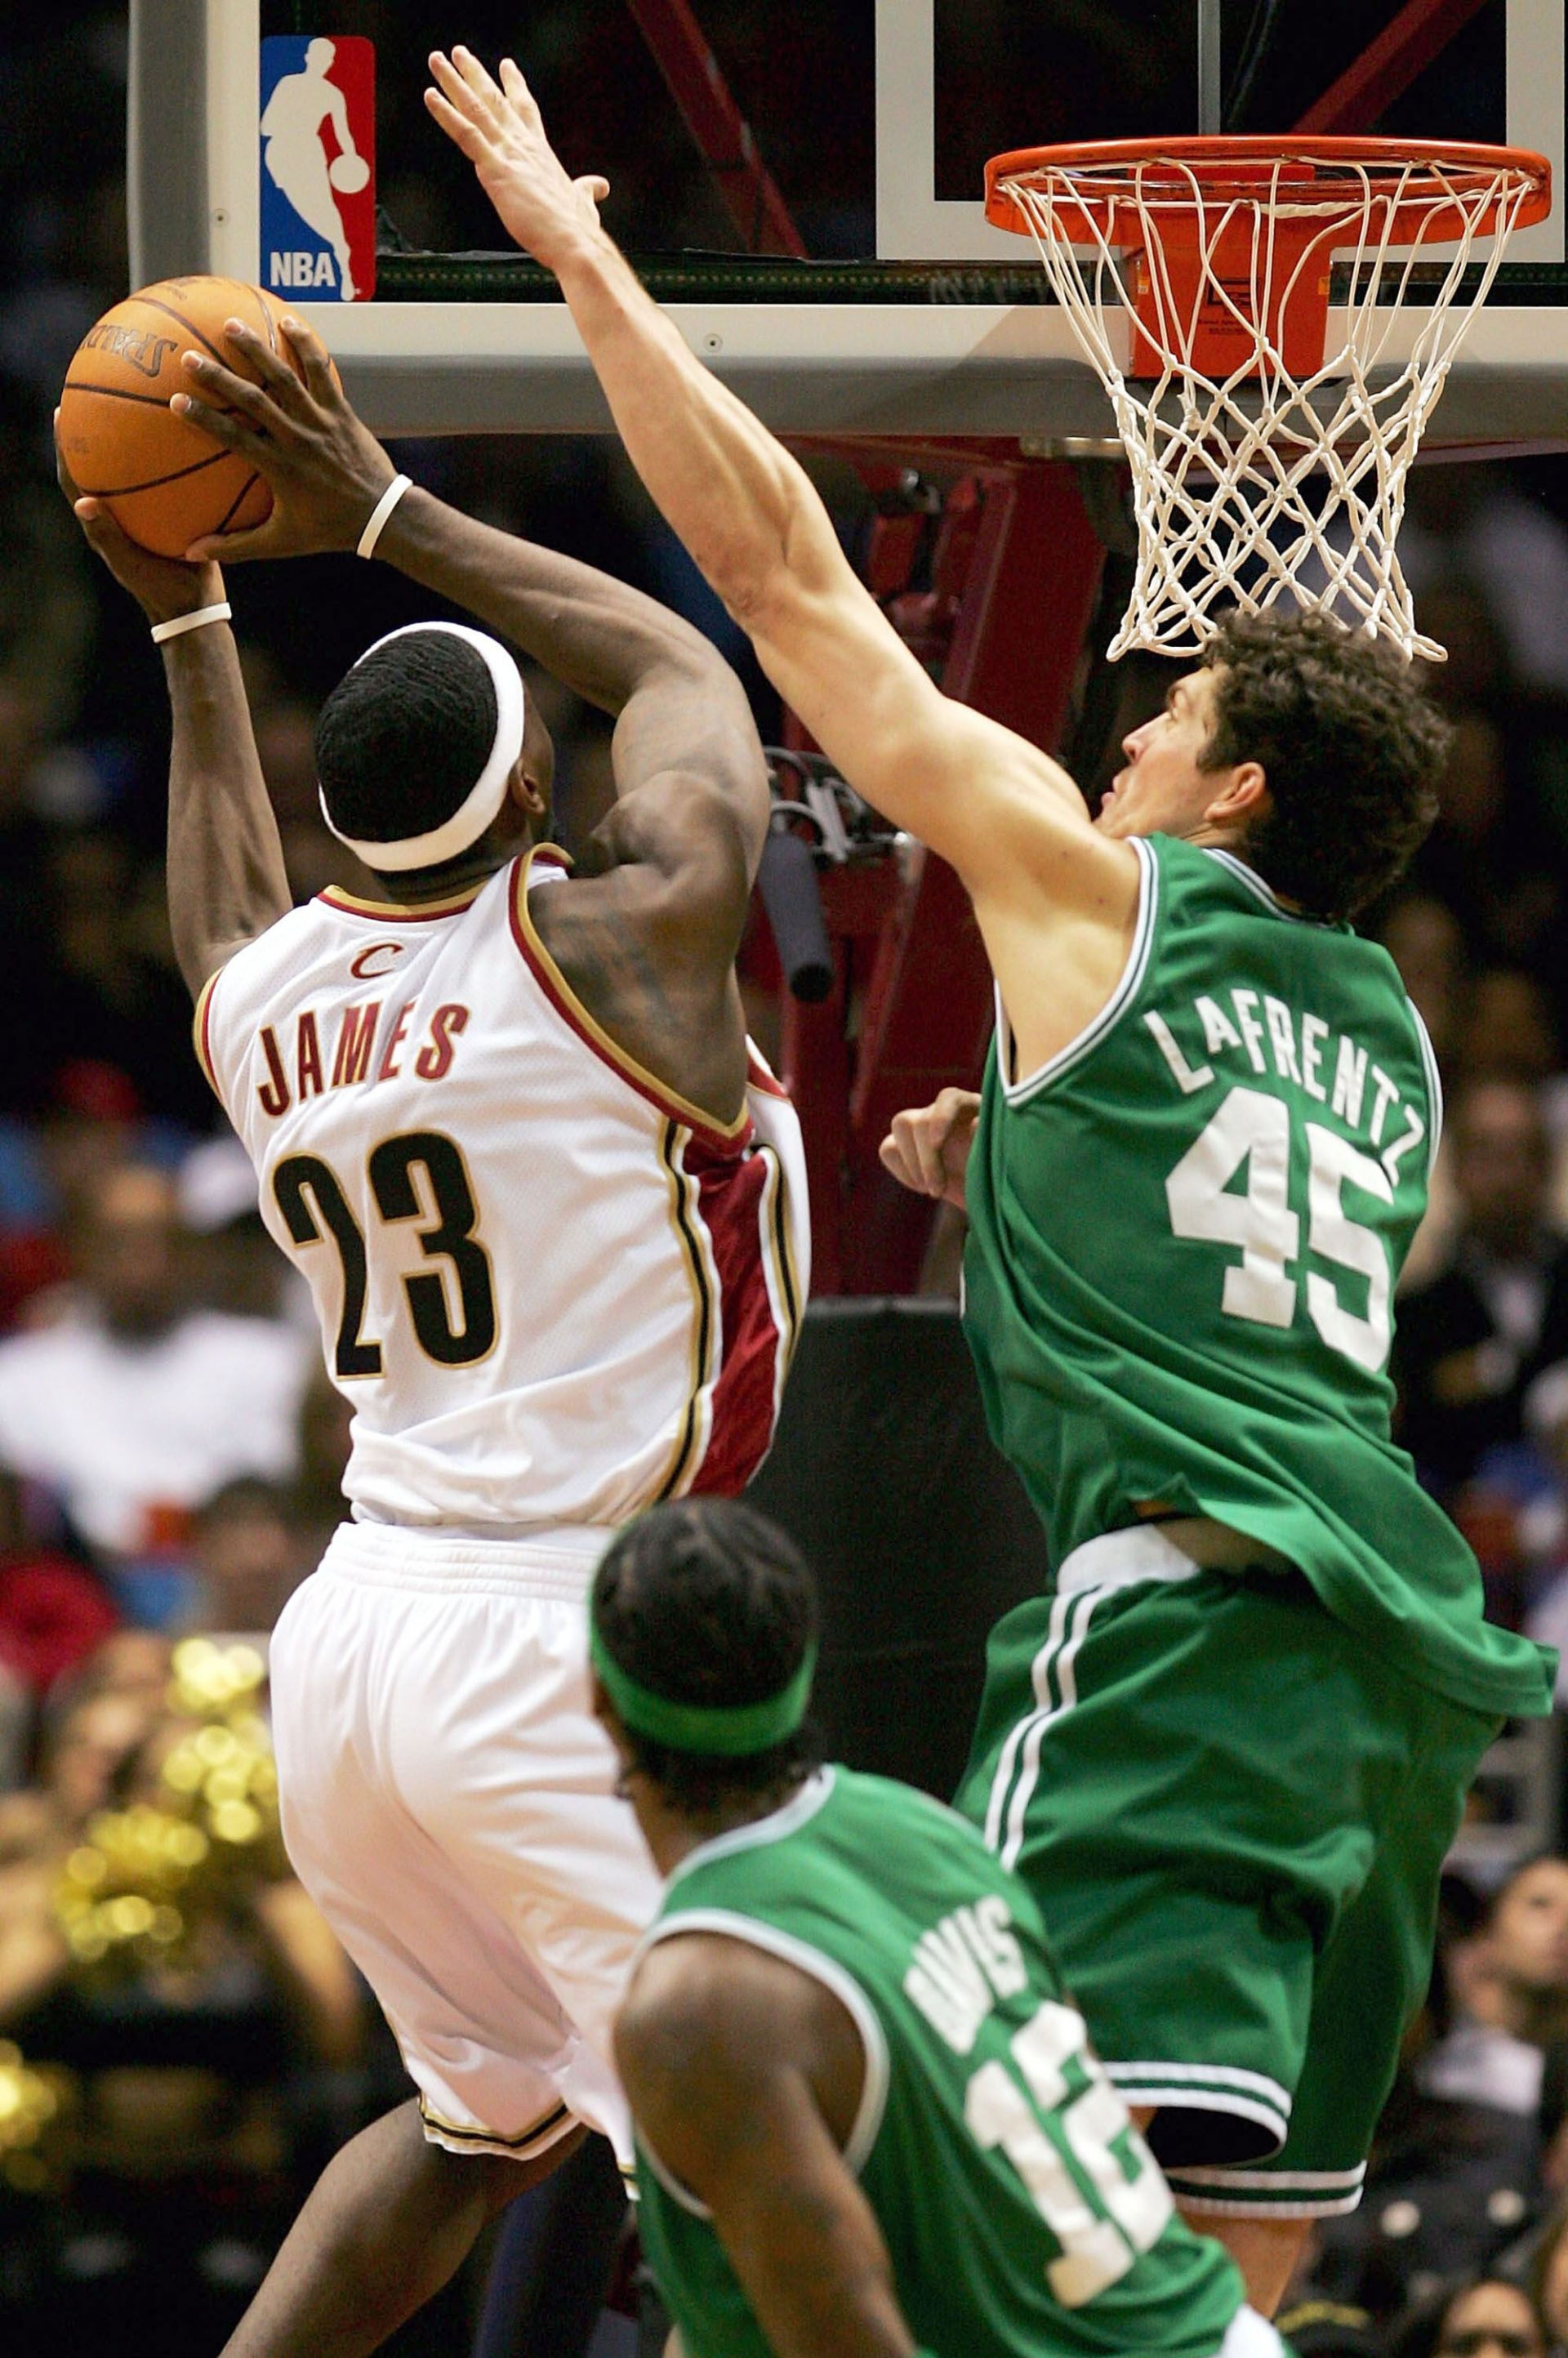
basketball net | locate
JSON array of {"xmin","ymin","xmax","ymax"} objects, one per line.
[{"xmin": 991, "ymin": 145, "xmax": 1549, "ymax": 660}]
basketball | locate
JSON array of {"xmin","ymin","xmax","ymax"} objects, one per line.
[
  {"xmin": 329, "ymin": 152, "xmax": 370, "ymax": 194},
  {"xmin": 57, "ymin": 275, "xmax": 310, "ymax": 559}
]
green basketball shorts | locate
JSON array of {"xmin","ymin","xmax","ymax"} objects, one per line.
[{"xmin": 955, "ymin": 1526, "xmax": 1499, "ymax": 2220}]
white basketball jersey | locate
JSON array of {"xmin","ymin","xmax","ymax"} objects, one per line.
[{"xmin": 198, "ymin": 849, "xmax": 808, "ymax": 1531}]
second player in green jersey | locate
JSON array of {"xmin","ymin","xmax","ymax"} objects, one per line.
[{"xmin": 592, "ymin": 1500, "xmax": 1281, "ymax": 2358}]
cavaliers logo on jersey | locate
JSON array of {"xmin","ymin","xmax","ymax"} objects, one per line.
[{"xmin": 350, "ymin": 943, "xmax": 405, "ymax": 981}]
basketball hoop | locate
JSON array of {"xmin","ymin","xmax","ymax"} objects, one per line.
[{"xmin": 984, "ymin": 137, "xmax": 1551, "ymax": 660}]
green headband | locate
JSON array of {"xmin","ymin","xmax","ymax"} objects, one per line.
[{"xmin": 589, "ymin": 1620, "xmax": 817, "ymax": 1758}]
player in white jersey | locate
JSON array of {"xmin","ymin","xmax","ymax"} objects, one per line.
[{"xmin": 59, "ymin": 319, "xmax": 806, "ymax": 2356}]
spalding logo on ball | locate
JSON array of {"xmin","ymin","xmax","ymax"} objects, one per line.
[{"xmin": 57, "ymin": 277, "xmax": 335, "ymax": 558}]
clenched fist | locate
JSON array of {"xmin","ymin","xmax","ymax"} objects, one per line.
[{"xmin": 878, "ymin": 1089, "xmax": 981, "ymax": 1210}]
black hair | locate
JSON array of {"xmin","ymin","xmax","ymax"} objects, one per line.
[
  {"xmin": 315, "ymin": 630, "xmax": 508, "ymax": 877},
  {"xmin": 1386, "ymin": 2278, "xmax": 1544, "ymax": 2358},
  {"xmin": 1199, "ymin": 610, "xmax": 1450, "ymax": 924},
  {"xmin": 591, "ymin": 1499, "xmax": 821, "ymax": 1818},
  {"xmin": 1484, "ymin": 1850, "xmax": 1568, "ymax": 1925}
]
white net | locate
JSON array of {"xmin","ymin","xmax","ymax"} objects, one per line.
[{"xmin": 997, "ymin": 149, "xmax": 1545, "ymax": 660}]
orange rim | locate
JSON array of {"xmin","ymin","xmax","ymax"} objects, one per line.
[{"xmin": 985, "ymin": 134, "xmax": 1552, "ymax": 246}]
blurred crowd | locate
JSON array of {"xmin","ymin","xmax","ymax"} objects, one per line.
[
  {"xmin": 6, "ymin": 6, "xmax": 1568, "ymax": 2355},
  {"xmin": 0, "ymin": 13, "xmax": 775, "ymax": 2349}
]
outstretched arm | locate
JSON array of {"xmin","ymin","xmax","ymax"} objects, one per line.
[
  {"xmin": 617, "ymin": 1937, "xmax": 919, "ymax": 2358},
  {"xmin": 424, "ymin": 49, "xmax": 1128, "ymax": 933},
  {"xmin": 57, "ymin": 435, "xmax": 291, "ymax": 997}
]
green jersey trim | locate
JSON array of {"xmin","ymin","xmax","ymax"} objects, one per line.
[
  {"xmin": 664, "ymin": 1768, "xmax": 835, "ymax": 1891},
  {"xmin": 635, "ymin": 1906, "xmax": 893, "ymax": 2213},
  {"xmin": 1102, "ymin": 2062, "xmax": 1290, "ymax": 2151},
  {"xmin": 1000, "ymin": 838, "xmax": 1159, "ymax": 1106},
  {"xmin": 1166, "ymin": 2182, "xmax": 1365, "ymax": 2221},
  {"xmin": 1167, "ymin": 2163, "xmax": 1366, "ymax": 2193},
  {"xmin": 1200, "ymin": 849, "xmax": 1334, "ymax": 928}
]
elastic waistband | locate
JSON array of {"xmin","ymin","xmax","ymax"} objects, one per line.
[
  {"xmin": 1056, "ymin": 1518, "xmax": 1293, "ymax": 1599},
  {"xmin": 318, "ymin": 1519, "xmax": 617, "ymax": 1602}
]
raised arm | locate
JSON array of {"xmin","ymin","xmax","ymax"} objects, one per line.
[
  {"xmin": 56, "ymin": 436, "xmax": 291, "ymax": 996},
  {"xmin": 424, "ymin": 49, "xmax": 1129, "ymax": 934},
  {"xmin": 175, "ymin": 322, "xmax": 768, "ymax": 929},
  {"xmin": 616, "ymin": 1937, "xmax": 919, "ymax": 2358},
  {"xmin": 372, "ymin": 479, "xmax": 769, "ymax": 921}
]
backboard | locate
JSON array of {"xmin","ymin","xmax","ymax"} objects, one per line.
[{"xmin": 128, "ymin": 0, "xmax": 1567, "ymax": 447}]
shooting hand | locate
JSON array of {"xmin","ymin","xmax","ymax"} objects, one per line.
[
  {"xmin": 56, "ymin": 412, "xmax": 223, "ymax": 625},
  {"xmin": 173, "ymin": 315, "xmax": 397, "ymax": 563}
]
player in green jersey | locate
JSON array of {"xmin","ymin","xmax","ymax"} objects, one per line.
[
  {"xmin": 593, "ymin": 1497, "xmax": 1281, "ymax": 2358},
  {"xmin": 426, "ymin": 47, "xmax": 1556, "ymax": 2313}
]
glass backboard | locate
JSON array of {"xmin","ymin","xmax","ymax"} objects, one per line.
[{"xmin": 128, "ymin": 0, "xmax": 1567, "ymax": 446}]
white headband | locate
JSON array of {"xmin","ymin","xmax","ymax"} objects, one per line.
[{"xmin": 319, "ymin": 622, "xmax": 528, "ymax": 873}]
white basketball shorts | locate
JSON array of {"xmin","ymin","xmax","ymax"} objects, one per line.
[{"xmin": 269, "ymin": 1519, "xmax": 661, "ymax": 2169}]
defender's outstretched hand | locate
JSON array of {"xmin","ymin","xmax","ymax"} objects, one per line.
[
  {"xmin": 56, "ymin": 413, "xmax": 224, "ymax": 626},
  {"xmin": 171, "ymin": 315, "xmax": 398, "ymax": 563},
  {"xmin": 879, "ymin": 1089, "xmax": 982, "ymax": 1211},
  {"xmin": 425, "ymin": 47, "xmax": 608, "ymax": 270}
]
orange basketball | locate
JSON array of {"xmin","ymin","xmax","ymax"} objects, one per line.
[{"xmin": 58, "ymin": 276, "xmax": 311, "ymax": 559}]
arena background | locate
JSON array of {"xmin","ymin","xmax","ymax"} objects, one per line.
[{"xmin": 5, "ymin": 7, "xmax": 1568, "ymax": 2353}]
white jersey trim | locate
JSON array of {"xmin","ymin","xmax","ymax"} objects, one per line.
[
  {"xmin": 1102, "ymin": 2057, "xmax": 1294, "ymax": 2114},
  {"xmin": 417, "ymin": 2093, "xmax": 578, "ymax": 2164},
  {"xmin": 666, "ymin": 1767, "xmax": 836, "ymax": 1887},
  {"xmin": 635, "ymin": 1896, "xmax": 891, "ymax": 2214},
  {"xmin": 509, "ymin": 846, "xmax": 753, "ymax": 1150},
  {"xmin": 1107, "ymin": 2086, "xmax": 1289, "ymax": 2148},
  {"xmin": 1168, "ymin": 2161, "xmax": 1365, "ymax": 2191},
  {"xmin": 1201, "ymin": 848, "xmax": 1334, "ymax": 927},
  {"xmin": 997, "ymin": 837, "xmax": 1159, "ymax": 1107}
]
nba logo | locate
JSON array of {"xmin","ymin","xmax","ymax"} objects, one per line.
[{"xmin": 260, "ymin": 36, "xmax": 376, "ymax": 302}]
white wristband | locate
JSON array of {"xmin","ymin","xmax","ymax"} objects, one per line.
[
  {"xmin": 357, "ymin": 474, "xmax": 414, "ymax": 559},
  {"xmin": 150, "ymin": 601, "xmax": 233, "ymax": 644}
]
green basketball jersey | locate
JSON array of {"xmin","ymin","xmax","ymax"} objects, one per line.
[
  {"xmin": 961, "ymin": 833, "xmax": 1551, "ymax": 1718},
  {"xmin": 635, "ymin": 1766, "xmax": 1255, "ymax": 2358}
]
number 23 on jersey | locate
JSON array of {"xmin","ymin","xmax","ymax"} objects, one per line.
[{"xmin": 273, "ymin": 1128, "xmax": 497, "ymax": 1376}]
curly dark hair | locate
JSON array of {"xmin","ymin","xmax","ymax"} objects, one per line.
[
  {"xmin": 1199, "ymin": 611, "xmax": 1450, "ymax": 923},
  {"xmin": 591, "ymin": 1500, "xmax": 822, "ymax": 1818}
]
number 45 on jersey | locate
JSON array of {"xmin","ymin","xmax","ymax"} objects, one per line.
[{"xmin": 1166, "ymin": 1085, "xmax": 1395, "ymax": 1374}]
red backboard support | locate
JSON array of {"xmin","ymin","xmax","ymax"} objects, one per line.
[{"xmin": 775, "ymin": 449, "xmax": 1106, "ymax": 1295}]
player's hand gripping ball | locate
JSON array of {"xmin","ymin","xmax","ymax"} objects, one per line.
[{"xmin": 57, "ymin": 276, "xmax": 321, "ymax": 559}]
